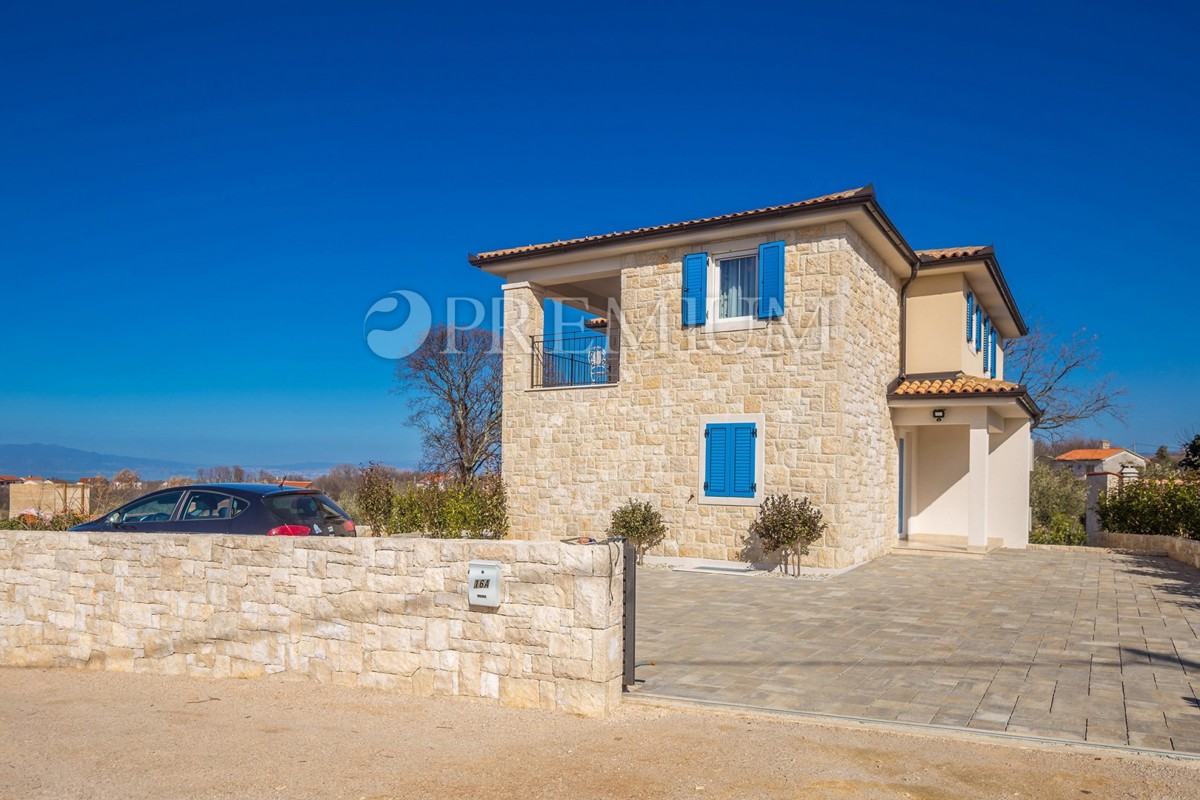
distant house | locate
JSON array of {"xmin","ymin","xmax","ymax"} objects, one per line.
[
  {"xmin": 415, "ymin": 473, "xmax": 449, "ymax": 489},
  {"xmin": 0, "ymin": 475, "xmax": 20, "ymax": 485},
  {"xmin": 1055, "ymin": 441, "xmax": 1147, "ymax": 478}
]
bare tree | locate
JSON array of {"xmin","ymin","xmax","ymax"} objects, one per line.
[
  {"xmin": 196, "ymin": 465, "xmax": 249, "ymax": 483},
  {"xmin": 1006, "ymin": 319, "xmax": 1126, "ymax": 438},
  {"xmin": 395, "ymin": 325, "xmax": 501, "ymax": 484},
  {"xmin": 1033, "ymin": 435, "xmax": 1104, "ymax": 461},
  {"xmin": 112, "ymin": 468, "xmax": 141, "ymax": 485}
]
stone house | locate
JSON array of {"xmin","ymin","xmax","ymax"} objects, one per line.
[{"xmin": 470, "ymin": 186, "xmax": 1040, "ymax": 568}]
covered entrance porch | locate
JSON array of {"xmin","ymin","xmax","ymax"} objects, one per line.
[{"xmin": 889, "ymin": 375, "xmax": 1038, "ymax": 554}]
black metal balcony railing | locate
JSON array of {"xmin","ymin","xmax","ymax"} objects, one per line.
[{"xmin": 531, "ymin": 330, "xmax": 620, "ymax": 388}]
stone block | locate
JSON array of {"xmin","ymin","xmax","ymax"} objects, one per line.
[
  {"xmin": 369, "ymin": 649, "xmax": 420, "ymax": 676},
  {"xmin": 499, "ymin": 676, "xmax": 542, "ymax": 708}
]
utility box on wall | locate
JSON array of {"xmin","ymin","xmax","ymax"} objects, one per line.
[{"xmin": 467, "ymin": 560, "xmax": 502, "ymax": 607}]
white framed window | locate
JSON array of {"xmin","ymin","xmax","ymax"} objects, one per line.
[
  {"xmin": 716, "ymin": 254, "xmax": 757, "ymax": 320},
  {"xmin": 703, "ymin": 246, "xmax": 768, "ymax": 333},
  {"xmin": 682, "ymin": 238, "xmax": 784, "ymax": 331}
]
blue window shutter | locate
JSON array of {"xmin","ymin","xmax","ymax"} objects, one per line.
[
  {"xmin": 704, "ymin": 424, "xmax": 728, "ymax": 496},
  {"xmin": 982, "ymin": 319, "xmax": 990, "ymax": 373},
  {"xmin": 682, "ymin": 253, "xmax": 707, "ymax": 326},
  {"xmin": 989, "ymin": 326, "xmax": 997, "ymax": 378},
  {"xmin": 757, "ymin": 240, "xmax": 785, "ymax": 319},
  {"xmin": 975, "ymin": 308, "xmax": 983, "ymax": 352},
  {"xmin": 966, "ymin": 293, "xmax": 974, "ymax": 342},
  {"xmin": 730, "ymin": 423, "xmax": 756, "ymax": 497}
]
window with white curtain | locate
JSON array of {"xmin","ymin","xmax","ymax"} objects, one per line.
[{"xmin": 717, "ymin": 255, "xmax": 756, "ymax": 319}]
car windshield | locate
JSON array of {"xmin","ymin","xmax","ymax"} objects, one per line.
[{"xmin": 265, "ymin": 494, "xmax": 347, "ymax": 525}]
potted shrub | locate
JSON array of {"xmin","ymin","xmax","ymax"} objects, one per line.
[
  {"xmin": 607, "ymin": 499, "xmax": 666, "ymax": 564},
  {"xmin": 748, "ymin": 494, "xmax": 827, "ymax": 576}
]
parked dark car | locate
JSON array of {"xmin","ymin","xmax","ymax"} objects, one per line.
[{"xmin": 70, "ymin": 483, "xmax": 356, "ymax": 537}]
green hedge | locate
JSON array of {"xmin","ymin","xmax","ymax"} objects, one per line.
[
  {"xmin": 1029, "ymin": 462, "xmax": 1087, "ymax": 545},
  {"xmin": 1028, "ymin": 512, "xmax": 1087, "ymax": 546},
  {"xmin": 382, "ymin": 476, "xmax": 507, "ymax": 539},
  {"xmin": 1098, "ymin": 475, "xmax": 1200, "ymax": 539}
]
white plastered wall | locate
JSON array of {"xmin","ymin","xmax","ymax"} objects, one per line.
[
  {"xmin": 897, "ymin": 406, "xmax": 1031, "ymax": 546},
  {"xmin": 987, "ymin": 418, "xmax": 1032, "ymax": 547},
  {"xmin": 907, "ymin": 424, "xmax": 970, "ymax": 537}
]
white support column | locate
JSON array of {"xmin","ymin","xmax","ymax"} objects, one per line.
[{"xmin": 967, "ymin": 420, "xmax": 990, "ymax": 552}]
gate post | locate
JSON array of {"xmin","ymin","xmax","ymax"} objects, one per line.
[{"xmin": 622, "ymin": 539, "xmax": 636, "ymax": 688}]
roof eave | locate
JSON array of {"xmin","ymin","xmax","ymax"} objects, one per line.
[
  {"xmin": 886, "ymin": 386, "xmax": 1043, "ymax": 422},
  {"xmin": 916, "ymin": 249, "xmax": 1028, "ymax": 336},
  {"xmin": 468, "ymin": 186, "xmax": 919, "ymax": 271}
]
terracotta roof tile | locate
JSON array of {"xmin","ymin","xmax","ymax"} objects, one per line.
[
  {"xmin": 1055, "ymin": 448, "xmax": 1133, "ymax": 461},
  {"xmin": 891, "ymin": 373, "xmax": 1023, "ymax": 396},
  {"xmin": 471, "ymin": 186, "xmax": 873, "ymax": 263},
  {"xmin": 915, "ymin": 246, "xmax": 992, "ymax": 262}
]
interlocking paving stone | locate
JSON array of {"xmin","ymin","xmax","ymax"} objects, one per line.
[{"xmin": 634, "ymin": 549, "xmax": 1200, "ymax": 753}]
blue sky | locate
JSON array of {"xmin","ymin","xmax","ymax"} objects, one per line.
[{"xmin": 1, "ymin": 0, "xmax": 1197, "ymax": 467}]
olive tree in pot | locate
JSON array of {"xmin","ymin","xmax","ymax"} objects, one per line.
[
  {"xmin": 748, "ymin": 494, "xmax": 827, "ymax": 576},
  {"xmin": 607, "ymin": 499, "xmax": 666, "ymax": 564}
]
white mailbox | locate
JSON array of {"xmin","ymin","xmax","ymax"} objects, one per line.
[{"xmin": 467, "ymin": 560, "xmax": 502, "ymax": 608}]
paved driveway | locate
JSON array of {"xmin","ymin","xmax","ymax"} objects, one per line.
[{"xmin": 634, "ymin": 549, "xmax": 1200, "ymax": 753}]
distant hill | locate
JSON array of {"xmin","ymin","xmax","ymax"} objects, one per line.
[{"xmin": 0, "ymin": 443, "xmax": 359, "ymax": 482}]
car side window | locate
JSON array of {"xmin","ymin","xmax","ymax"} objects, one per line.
[
  {"xmin": 230, "ymin": 497, "xmax": 249, "ymax": 518},
  {"xmin": 119, "ymin": 491, "xmax": 184, "ymax": 524},
  {"xmin": 181, "ymin": 491, "xmax": 238, "ymax": 521}
]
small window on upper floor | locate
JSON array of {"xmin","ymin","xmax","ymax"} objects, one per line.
[
  {"xmin": 717, "ymin": 255, "xmax": 757, "ymax": 320},
  {"xmin": 681, "ymin": 241, "xmax": 785, "ymax": 329},
  {"xmin": 982, "ymin": 319, "xmax": 990, "ymax": 374}
]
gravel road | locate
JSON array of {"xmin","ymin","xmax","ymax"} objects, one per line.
[{"xmin": 1, "ymin": 668, "xmax": 1196, "ymax": 799}]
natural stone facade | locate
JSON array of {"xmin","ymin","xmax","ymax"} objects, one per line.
[
  {"xmin": 0, "ymin": 531, "xmax": 624, "ymax": 717},
  {"xmin": 502, "ymin": 222, "xmax": 902, "ymax": 567}
]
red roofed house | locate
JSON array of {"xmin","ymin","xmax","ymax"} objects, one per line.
[
  {"xmin": 1055, "ymin": 442, "xmax": 1147, "ymax": 478},
  {"xmin": 471, "ymin": 186, "xmax": 1040, "ymax": 567}
]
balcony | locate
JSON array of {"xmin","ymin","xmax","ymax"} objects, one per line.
[{"xmin": 531, "ymin": 328, "xmax": 620, "ymax": 389}]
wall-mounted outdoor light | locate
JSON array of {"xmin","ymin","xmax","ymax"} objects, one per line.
[{"xmin": 932, "ymin": 408, "xmax": 946, "ymax": 422}]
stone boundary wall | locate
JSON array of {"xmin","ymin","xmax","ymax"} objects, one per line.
[
  {"xmin": 0, "ymin": 531, "xmax": 624, "ymax": 716},
  {"xmin": 1094, "ymin": 531, "xmax": 1200, "ymax": 570}
]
